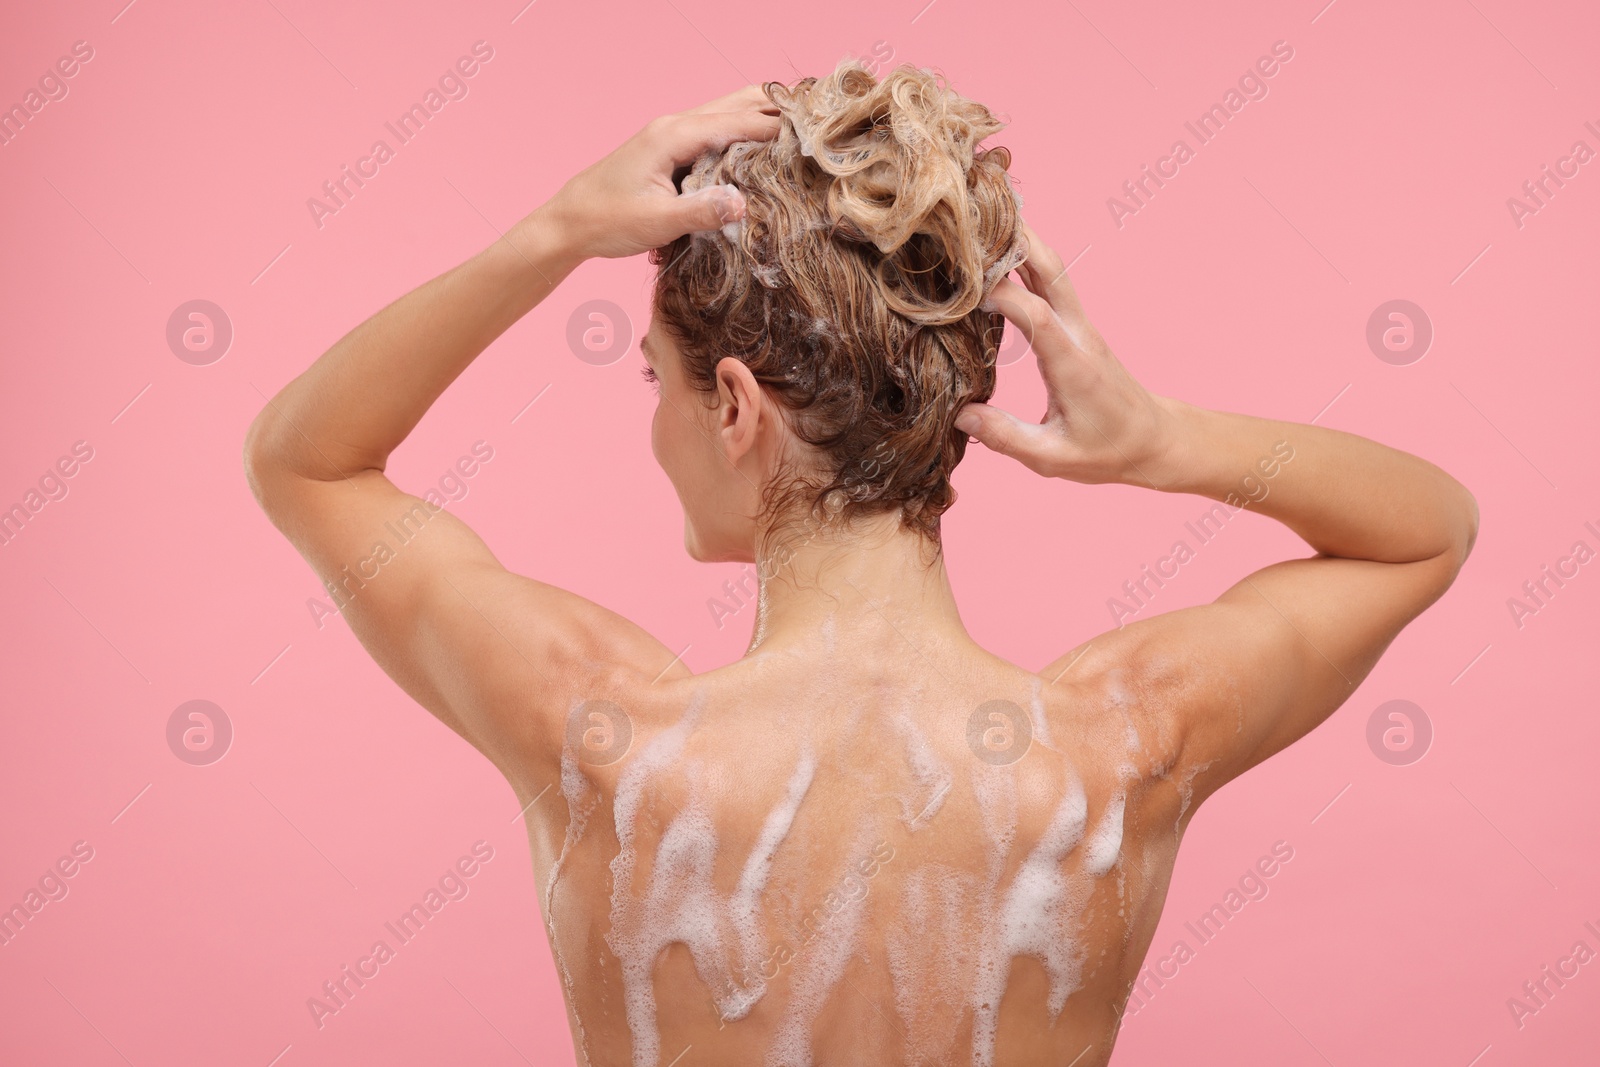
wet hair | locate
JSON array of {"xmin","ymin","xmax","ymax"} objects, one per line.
[{"xmin": 649, "ymin": 56, "xmax": 1027, "ymax": 542}]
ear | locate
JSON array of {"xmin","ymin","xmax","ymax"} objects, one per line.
[{"xmin": 713, "ymin": 356, "xmax": 765, "ymax": 464}]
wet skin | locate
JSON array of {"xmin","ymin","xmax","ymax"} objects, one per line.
[{"xmin": 528, "ymin": 634, "xmax": 1202, "ymax": 1067}]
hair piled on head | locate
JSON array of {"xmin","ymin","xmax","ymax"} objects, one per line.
[{"xmin": 649, "ymin": 56, "xmax": 1027, "ymax": 542}]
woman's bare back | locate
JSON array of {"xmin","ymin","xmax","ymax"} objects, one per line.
[{"xmin": 527, "ymin": 636, "xmax": 1202, "ymax": 1067}]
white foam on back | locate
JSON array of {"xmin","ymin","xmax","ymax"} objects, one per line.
[
  {"xmin": 1027, "ymin": 676, "xmax": 1054, "ymax": 750},
  {"xmin": 584, "ymin": 657, "xmax": 1156, "ymax": 1064},
  {"xmin": 1008, "ymin": 769, "xmax": 1089, "ymax": 1002},
  {"xmin": 608, "ymin": 714, "xmax": 838, "ymax": 1063},
  {"xmin": 765, "ymin": 831, "xmax": 874, "ymax": 1067},
  {"xmin": 606, "ymin": 705, "xmax": 702, "ymax": 1067},
  {"xmin": 546, "ymin": 746, "xmax": 598, "ymax": 910},
  {"xmin": 971, "ymin": 763, "xmax": 1018, "ymax": 878},
  {"xmin": 725, "ymin": 748, "xmax": 817, "ymax": 1019},
  {"xmin": 885, "ymin": 863, "xmax": 974, "ymax": 1060},
  {"xmin": 893, "ymin": 714, "xmax": 951, "ymax": 831},
  {"xmin": 1083, "ymin": 792, "xmax": 1126, "ymax": 877},
  {"xmin": 544, "ymin": 744, "xmax": 600, "ymax": 1064},
  {"xmin": 645, "ymin": 795, "xmax": 729, "ymax": 984},
  {"xmin": 884, "ymin": 868, "xmax": 930, "ymax": 1036},
  {"xmin": 971, "ymin": 765, "xmax": 1091, "ymax": 1066},
  {"xmin": 1174, "ymin": 758, "xmax": 1217, "ymax": 837}
]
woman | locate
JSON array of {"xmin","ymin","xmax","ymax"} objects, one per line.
[{"xmin": 245, "ymin": 59, "xmax": 1477, "ymax": 1067}]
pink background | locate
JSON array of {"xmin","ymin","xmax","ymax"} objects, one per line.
[{"xmin": 2, "ymin": 0, "xmax": 1596, "ymax": 1063}]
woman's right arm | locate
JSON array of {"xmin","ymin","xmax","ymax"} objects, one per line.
[{"xmin": 961, "ymin": 223, "xmax": 1478, "ymax": 796}]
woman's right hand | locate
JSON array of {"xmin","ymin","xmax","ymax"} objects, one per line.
[
  {"xmin": 536, "ymin": 85, "xmax": 779, "ymax": 263},
  {"xmin": 954, "ymin": 222, "xmax": 1181, "ymax": 488}
]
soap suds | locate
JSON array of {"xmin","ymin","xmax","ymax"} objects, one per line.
[
  {"xmin": 983, "ymin": 235, "xmax": 1030, "ymax": 290},
  {"xmin": 886, "ymin": 863, "xmax": 974, "ymax": 1060},
  {"xmin": 765, "ymin": 831, "xmax": 875, "ymax": 1067},
  {"xmin": 725, "ymin": 749, "xmax": 817, "ymax": 1019},
  {"xmin": 546, "ymin": 746, "xmax": 598, "ymax": 911},
  {"xmin": 573, "ymin": 659, "xmax": 1155, "ymax": 1065},
  {"xmin": 751, "ymin": 260, "xmax": 788, "ymax": 288},
  {"xmin": 609, "ymin": 723, "xmax": 829, "ymax": 1064},
  {"xmin": 1174, "ymin": 759, "xmax": 1217, "ymax": 836},
  {"xmin": 893, "ymin": 714, "xmax": 951, "ymax": 830},
  {"xmin": 607, "ymin": 707, "xmax": 706, "ymax": 1067},
  {"xmin": 972, "ymin": 763, "xmax": 1019, "ymax": 875},
  {"xmin": 971, "ymin": 765, "xmax": 1092, "ymax": 1066},
  {"xmin": 1083, "ymin": 793, "xmax": 1126, "ymax": 878},
  {"xmin": 1026, "ymin": 677, "xmax": 1055, "ymax": 751},
  {"xmin": 544, "ymin": 737, "xmax": 608, "ymax": 1066}
]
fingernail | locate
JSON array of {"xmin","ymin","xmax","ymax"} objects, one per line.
[{"xmin": 716, "ymin": 184, "xmax": 746, "ymax": 221}]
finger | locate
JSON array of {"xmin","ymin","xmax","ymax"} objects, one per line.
[
  {"xmin": 672, "ymin": 183, "xmax": 748, "ymax": 236},
  {"xmin": 661, "ymin": 110, "xmax": 782, "ymax": 167},
  {"xmin": 952, "ymin": 402, "xmax": 1056, "ymax": 475},
  {"xmin": 987, "ymin": 276, "xmax": 1066, "ymax": 361},
  {"xmin": 1014, "ymin": 219, "xmax": 1064, "ymax": 291},
  {"xmin": 987, "ymin": 276, "xmax": 1098, "ymax": 400},
  {"xmin": 683, "ymin": 84, "xmax": 777, "ymax": 116},
  {"xmin": 1014, "ymin": 219, "xmax": 1091, "ymax": 338}
]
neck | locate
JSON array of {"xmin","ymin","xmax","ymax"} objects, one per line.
[{"xmin": 745, "ymin": 511, "xmax": 968, "ymax": 658}]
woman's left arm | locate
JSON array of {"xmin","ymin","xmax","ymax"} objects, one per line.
[{"xmin": 243, "ymin": 86, "xmax": 776, "ymax": 792}]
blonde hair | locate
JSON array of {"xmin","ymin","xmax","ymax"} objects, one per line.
[{"xmin": 650, "ymin": 56, "xmax": 1027, "ymax": 541}]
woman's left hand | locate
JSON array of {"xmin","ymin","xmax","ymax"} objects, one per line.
[
  {"xmin": 955, "ymin": 221, "xmax": 1179, "ymax": 487},
  {"xmin": 538, "ymin": 84, "xmax": 781, "ymax": 262}
]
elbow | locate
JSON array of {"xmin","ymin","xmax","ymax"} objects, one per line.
[
  {"xmin": 1450, "ymin": 482, "xmax": 1480, "ymax": 570},
  {"xmin": 242, "ymin": 405, "xmax": 292, "ymax": 515},
  {"xmin": 1460, "ymin": 486, "xmax": 1481, "ymax": 561},
  {"xmin": 1430, "ymin": 481, "xmax": 1479, "ymax": 591}
]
